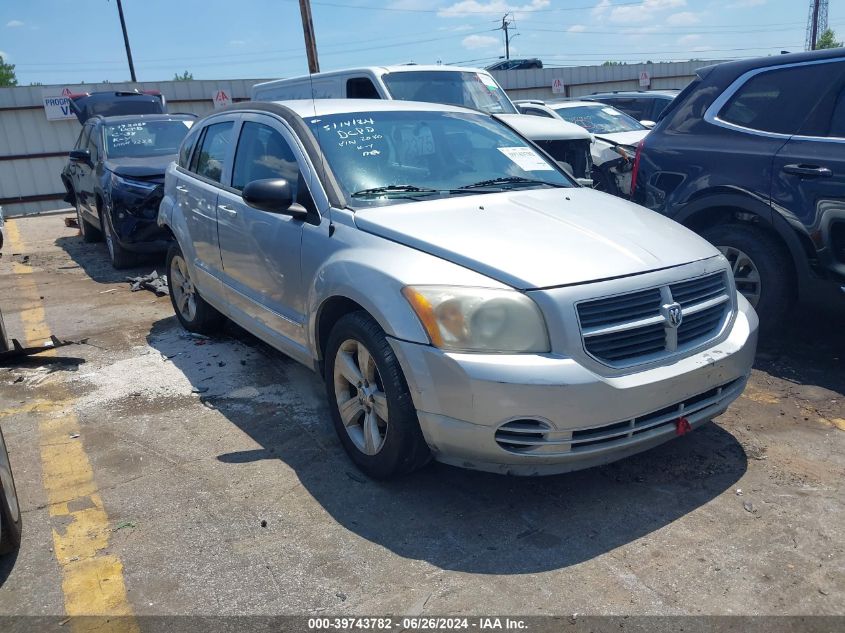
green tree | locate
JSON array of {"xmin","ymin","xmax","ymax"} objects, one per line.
[
  {"xmin": 816, "ymin": 29, "xmax": 843, "ymax": 50},
  {"xmin": 173, "ymin": 70, "xmax": 194, "ymax": 81},
  {"xmin": 0, "ymin": 56, "xmax": 18, "ymax": 87}
]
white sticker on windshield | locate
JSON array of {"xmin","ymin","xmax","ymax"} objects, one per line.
[
  {"xmin": 182, "ymin": 120, "xmax": 194, "ymax": 128},
  {"xmin": 602, "ymin": 107, "xmax": 622, "ymax": 115},
  {"xmin": 497, "ymin": 146, "xmax": 554, "ymax": 171}
]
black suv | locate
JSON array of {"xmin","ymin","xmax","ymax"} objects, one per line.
[
  {"xmin": 61, "ymin": 108, "xmax": 195, "ymax": 269},
  {"xmin": 632, "ymin": 49, "xmax": 845, "ymax": 328},
  {"xmin": 583, "ymin": 90, "xmax": 678, "ymax": 124}
]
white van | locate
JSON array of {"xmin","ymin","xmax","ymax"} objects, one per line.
[{"xmin": 252, "ymin": 65, "xmax": 594, "ymax": 185}]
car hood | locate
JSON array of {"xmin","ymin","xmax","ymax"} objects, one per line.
[
  {"xmin": 103, "ymin": 155, "xmax": 175, "ymax": 179},
  {"xmin": 593, "ymin": 129, "xmax": 649, "ymax": 148},
  {"xmin": 353, "ymin": 188, "xmax": 719, "ymax": 289},
  {"xmin": 498, "ymin": 114, "xmax": 593, "ymax": 142}
]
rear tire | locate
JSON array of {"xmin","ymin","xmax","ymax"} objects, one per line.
[
  {"xmin": 76, "ymin": 199, "xmax": 101, "ymax": 243},
  {"xmin": 166, "ymin": 243, "xmax": 226, "ymax": 335},
  {"xmin": 324, "ymin": 311, "xmax": 430, "ymax": 479},
  {"xmin": 700, "ymin": 223, "xmax": 794, "ymax": 331},
  {"xmin": 102, "ymin": 211, "xmax": 140, "ymax": 270}
]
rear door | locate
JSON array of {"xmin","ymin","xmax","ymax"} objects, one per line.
[
  {"xmin": 216, "ymin": 114, "xmax": 312, "ymax": 351},
  {"xmin": 771, "ymin": 58, "xmax": 845, "ymax": 276},
  {"xmin": 178, "ymin": 118, "xmax": 236, "ymax": 300}
]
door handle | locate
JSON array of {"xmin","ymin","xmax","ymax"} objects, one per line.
[
  {"xmin": 219, "ymin": 204, "xmax": 238, "ymax": 216},
  {"xmin": 782, "ymin": 164, "xmax": 833, "ymax": 178},
  {"xmin": 176, "ymin": 185, "xmax": 189, "ymax": 193}
]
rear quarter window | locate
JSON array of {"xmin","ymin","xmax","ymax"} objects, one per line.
[
  {"xmin": 178, "ymin": 124, "xmax": 201, "ymax": 168},
  {"xmin": 718, "ymin": 62, "xmax": 833, "ymax": 135}
]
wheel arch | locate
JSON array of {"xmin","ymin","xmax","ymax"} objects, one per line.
[{"xmin": 675, "ymin": 192, "xmax": 813, "ymax": 283}]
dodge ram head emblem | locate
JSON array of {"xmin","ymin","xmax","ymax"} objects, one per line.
[{"xmin": 662, "ymin": 302, "xmax": 683, "ymax": 329}]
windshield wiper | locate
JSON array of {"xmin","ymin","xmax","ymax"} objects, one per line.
[
  {"xmin": 459, "ymin": 176, "xmax": 565, "ymax": 190},
  {"xmin": 351, "ymin": 185, "xmax": 439, "ymax": 198}
]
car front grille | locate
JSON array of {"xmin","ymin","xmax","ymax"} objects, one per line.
[
  {"xmin": 576, "ymin": 272, "xmax": 731, "ymax": 367},
  {"xmin": 494, "ymin": 377, "xmax": 745, "ymax": 455}
]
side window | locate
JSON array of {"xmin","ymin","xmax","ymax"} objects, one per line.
[
  {"xmin": 829, "ymin": 86, "xmax": 845, "ymax": 138},
  {"xmin": 178, "ymin": 124, "xmax": 201, "ymax": 168},
  {"xmin": 87, "ymin": 124, "xmax": 100, "ymax": 161},
  {"xmin": 231, "ymin": 122, "xmax": 300, "ymax": 201},
  {"xmin": 719, "ymin": 63, "xmax": 832, "ymax": 135},
  {"xmin": 346, "ymin": 77, "xmax": 380, "ymax": 99},
  {"xmin": 194, "ymin": 121, "xmax": 234, "ymax": 183},
  {"xmin": 74, "ymin": 125, "xmax": 89, "ymax": 150},
  {"xmin": 651, "ymin": 99, "xmax": 669, "ymax": 120}
]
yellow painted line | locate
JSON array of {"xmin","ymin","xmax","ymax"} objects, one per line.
[
  {"xmin": 0, "ymin": 399, "xmax": 75, "ymax": 418},
  {"xmin": 5, "ymin": 219, "xmax": 139, "ymax": 631}
]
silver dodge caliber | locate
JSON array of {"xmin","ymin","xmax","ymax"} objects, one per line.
[{"xmin": 159, "ymin": 99, "xmax": 758, "ymax": 478}]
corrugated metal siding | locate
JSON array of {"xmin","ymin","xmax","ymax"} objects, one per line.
[
  {"xmin": 490, "ymin": 60, "xmax": 721, "ymax": 99},
  {"xmin": 0, "ymin": 79, "xmax": 272, "ymax": 216}
]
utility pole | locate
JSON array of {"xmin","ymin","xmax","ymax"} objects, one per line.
[
  {"xmin": 114, "ymin": 0, "xmax": 137, "ymax": 82},
  {"xmin": 299, "ymin": 0, "xmax": 320, "ymax": 74},
  {"xmin": 811, "ymin": 0, "xmax": 821, "ymax": 49},
  {"xmin": 501, "ymin": 14, "xmax": 513, "ymax": 60}
]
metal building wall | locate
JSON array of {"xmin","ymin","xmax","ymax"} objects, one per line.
[
  {"xmin": 490, "ymin": 60, "xmax": 719, "ymax": 100},
  {"xmin": 0, "ymin": 79, "xmax": 269, "ymax": 216}
]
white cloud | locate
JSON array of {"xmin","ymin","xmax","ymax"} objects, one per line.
[
  {"xmin": 602, "ymin": 0, "xmax": 686, "ymax": 24},
  {"xmin": 567, "ymin": 24, "xmax": 587, "ymax": 33},
  {"xmin": 677, "ymin": 33, "xmax": 702, "ymax": 46},
  {"xmin": 727, "ymin": 0, "xmax": 765, "ymax": 7},
  {"xmin": 439, "ymin": 0, "xmax": 550, "ymax": 19},
  {"xmin": 666, "ymin": 11, "xmax": 702, "ymax": 26},
  {"xmin": 6, "ymin": 20, "xmax": 24, "ymax": 28},
  {"xmin": 462, "ymin": 34, "xmax": 500, "ymax": 50}
]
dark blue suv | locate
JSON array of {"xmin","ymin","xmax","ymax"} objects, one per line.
[{"xmin": 632, "ymin": 49, "xmax": 845, "ymax": 329}]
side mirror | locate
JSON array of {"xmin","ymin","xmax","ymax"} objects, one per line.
[
  {"xmin": 640, "ymin": 120, "xmax": 656, "ymax": 129},
  {"xmin": 242, "ymin": 179, "xmax": 308, "ymax": 219},
  {"xmin": 69, "ymin": 149, "xmax": 91, "ymax": 164}
]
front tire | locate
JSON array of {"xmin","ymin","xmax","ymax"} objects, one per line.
[
  {"xmin": 0, "ymin": 427, "xmax": 22, "ymax": 555},
  {"xmin": 701, "ymin": 223, "xmax": 794, "ymax": 330},
  {"xmin": 324, "ymin": 312, "xmax": 430, "ymax": 479},
  {"xmin": 102, "ymin": 211, "xmax": 140, "ymax": 270},
  {"xmin": 166, "ymin": 243, "xmax": 225, "ymax": 334}
]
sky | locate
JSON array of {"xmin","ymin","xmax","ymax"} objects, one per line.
[{"xmin": 1, "ymin": 0, "xmax": 843, "ymax": 85}]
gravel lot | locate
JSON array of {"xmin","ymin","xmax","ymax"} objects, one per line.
[{"xmin": 0, "ymin": 213, "xmax": 843, "ymax": 621}]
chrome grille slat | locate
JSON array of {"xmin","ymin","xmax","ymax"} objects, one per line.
[{"xmin": 576, "ymin": 272, "xmax": 730, "ymax": 366}]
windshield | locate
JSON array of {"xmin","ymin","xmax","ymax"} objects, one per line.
[
  {"xmin": 308, "ymin": 110, "xmax": 572, "ymax": 207},
  {"xmin": 552, "ymin": 104, "xmax": 645, "ymax": 134},
  {"xmin": 382, "ymin": 71, "xmax": 518, "ymax": 115},
  {"xmin": 104, "ymin": 119, "xmax": 193, "ymax": 159}
]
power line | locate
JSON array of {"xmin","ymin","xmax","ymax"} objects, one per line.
[{"xmin": 287, "ymin": 0, "xmax": 643, "ymax": 13}]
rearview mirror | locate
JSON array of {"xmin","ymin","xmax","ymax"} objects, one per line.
[
  {"xmin": 242, "ymin": 179, "xmax": 308, "ymax": 219},
  {"xmin": 640, "ymin": 120, "xmax": 656, "ymax": 129},
  {"xmin": 69, "ymin": 149, "xmax": 91, "ymax": 164}
]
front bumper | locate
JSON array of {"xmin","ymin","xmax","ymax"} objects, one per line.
[{"xmin": 389, "ymin": 297, "xmax": 758, "ymax": 475}]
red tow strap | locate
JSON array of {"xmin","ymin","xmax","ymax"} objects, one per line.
[{"xmin": 675, "ymin": 416, "xmax": 692, "ymax": 436}]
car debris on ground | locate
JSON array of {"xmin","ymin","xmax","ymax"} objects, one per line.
[{"xmin": 126, "ymin": 271, "xmax": 168, "ymax": 296}]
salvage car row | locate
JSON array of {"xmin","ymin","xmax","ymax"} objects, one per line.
[{"xmin": 52, "ymin": 48, "xmax": 843, "ymax": 479}]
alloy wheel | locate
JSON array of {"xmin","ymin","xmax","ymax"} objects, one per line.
[
  {"xmin": 170, "ymin": 254, "xmax": 198, "ymax": 322},
  {"xmin": 333, "ymin": 339, "xmax": 389, "ymax": 455},
  {"xmin": 718, "ymin": 245, "xmax": 762, "ymax": 308}
]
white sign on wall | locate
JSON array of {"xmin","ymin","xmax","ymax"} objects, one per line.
[
  {"xmin": 552, "ymin": 78, "xmax": 565, "ymax": 94},
  {"xmin": 42, "ymin": 87, "xmax": 76, "ymax": 121},
  {"xmin": 212, "ymin": 89, "xmax": 231, "ymax": 109},
  {"xmin": 639, "ymin": 71, "xmax": 651, "ymax": 88}
]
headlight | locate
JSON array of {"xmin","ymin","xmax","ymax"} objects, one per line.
[
  {"xmin": 110, "ymin": 173, "xmax": 159, "ymax": 192},
  {"xmin": 402, "ymin": 286, "xmax": 550, "ymax": 354}
]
